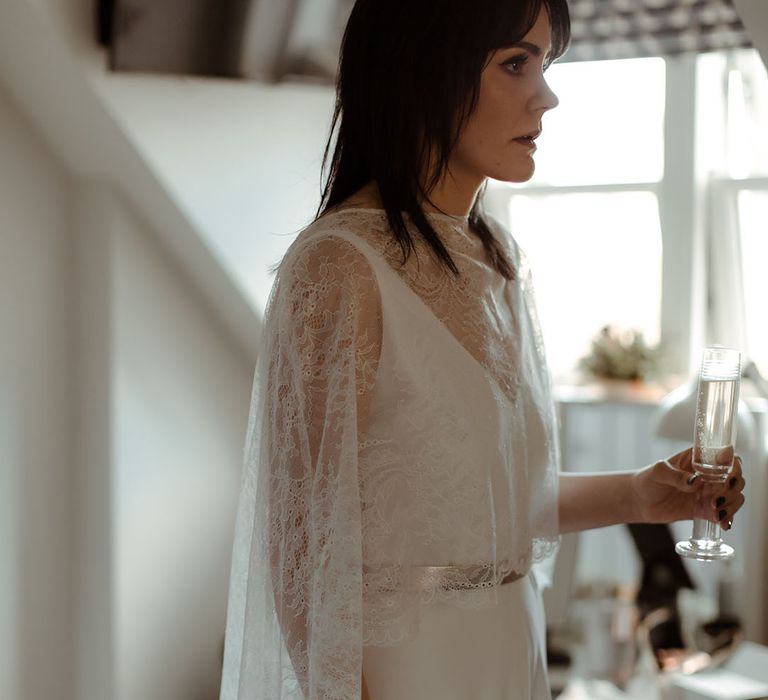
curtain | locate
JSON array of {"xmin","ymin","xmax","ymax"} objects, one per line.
[{"xmin": 564, "ymin": 0, "xmax": 753, "ymax": 62}]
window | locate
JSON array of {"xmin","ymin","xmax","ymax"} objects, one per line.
[
  {"xmin": 702, "ymin": 49, "xmax": 768, "ymax": 374},
  {"xmin": 526, "ymin": 57, "xmax": 666, "ymax": 187},
  {"xmin": 489, "ymin": 50, "xmax": 768, "ymax": 382},
  {"xmin": 739, "ymin": 190, "xmax": 768, "ymax": 374},
  {"xmin": 488, "ymin": 57, "xmax": 666, "ymax": 381},
  {"xmin": 509, "ymin": 192, "xmax": 662, "ymax": 378},
  {"xmin": 725, "ymin": 51, "xmax": 768, "ymax": 179}
]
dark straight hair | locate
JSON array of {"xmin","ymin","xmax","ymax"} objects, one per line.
[{"xmin": 317, "ymin": 0, "xmax": 571, "ymax": 280}]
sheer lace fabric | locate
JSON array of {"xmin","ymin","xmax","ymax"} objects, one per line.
[{"xmin": 220, "ymin": 209, "xmax": 561, "ymax": 700}]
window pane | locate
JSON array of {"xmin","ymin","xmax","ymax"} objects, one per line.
[
  {"xmin": 523, "ymin": 58, "xmax": 665, "ymax": 187},
  {"xmin": 727, "ymin": 51, "xmax": 768, "ymax": 178},
  {"xmin": 509, "ymin": 192, "xmax": 662, "ymax": 380},
  {"xmin": 697, "ymin": 50, "xmax": 768, "ymax": 179},
  {"xmin": 739, "ymin": 190, "xmax": 768, "ymax": 374}
]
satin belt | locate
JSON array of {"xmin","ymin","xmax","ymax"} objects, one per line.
[{"xmin": 379, "ymin": 565, "xmax": 527, "ymax": 592}]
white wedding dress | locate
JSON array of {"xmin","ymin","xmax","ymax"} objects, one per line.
[
  {"xmin": 219, "ymin": 208, "xmax": 561, "ymax": 700},
  {"xmin": 362, "ymin": 569, "xmax": 550, "ymax": 699}
]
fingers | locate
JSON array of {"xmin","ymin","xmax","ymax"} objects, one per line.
[
  {"xmin": 667, "ymin": 447, "xmax": 694, "ymax": 472},
  {"xmin": 655, "ymin": 449, "xmax": 745, "ymax": 529},
  {"xmin": 715, "ymin": 492, "xmax": 744, "ymax": 529},
  {"xmin": 728, "ymin": 454, "xmax": 744, "ymax": 480},
  {"xmin": 718, "ymin": 453, "xmax": 744, "ymax": 496},
  {"xmin": 711, "ymin": 455, "xmax": 745, "ymax": 530},
  {"xmin": 710, "ymin": 454, "xmax": 744, "ymax": 502},
  {"xmin": 657, "ymin": 458, "xmax": 703, "ymax": 493},
  {"xmin": 716, "ymin": 444, "xmax": 735, "ymax": 467}
]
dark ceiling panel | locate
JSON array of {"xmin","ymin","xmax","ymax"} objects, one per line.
[{"xmin": 107, "ymin": 0, "xmax": 251, "ymax": 77}]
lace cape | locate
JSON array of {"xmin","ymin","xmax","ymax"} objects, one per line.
[{"xmin": 220, "ymin": 209, "xmax": 561, "ymax": 700}]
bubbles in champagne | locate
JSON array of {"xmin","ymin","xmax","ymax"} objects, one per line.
[{"xmin": 693, "ymin": 378, "xmax": 739, "ymax": 480}]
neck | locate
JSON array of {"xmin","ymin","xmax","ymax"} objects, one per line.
[
  {"xmin": 419, "ymin": 152, "xmax": 485, "ymax": 217},
  {"xmin": 423, "ymin": 173, "xmax": 484, "ymax": 218},
  {"xmin": 348, "ymin": 171, "xmax": 484, "ymax": 219}
]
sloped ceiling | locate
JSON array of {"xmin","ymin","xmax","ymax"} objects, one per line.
[{"xmin": 100, "ymin": 0, "xmax": 764, "ymax": 83}]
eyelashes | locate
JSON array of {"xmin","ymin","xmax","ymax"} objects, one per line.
[
  {"xmin": 501, "ymin": 54, "xmax": 530, "ymax": 75},
  {"xmin": 500, "ymin": 53, "xmax": 553, "ymax": 75}
]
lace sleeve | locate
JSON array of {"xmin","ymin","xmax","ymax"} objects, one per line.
[{"xmin": 220, "ymin": 233, "xmax": 382, "ymax": 700}]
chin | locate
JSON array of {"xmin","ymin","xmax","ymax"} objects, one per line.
[{"xmin": 486, "ymin": 161, "xmax": 536, "ymax": 184}]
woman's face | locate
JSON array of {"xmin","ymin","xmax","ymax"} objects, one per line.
[{"xmin": 449, "ymin": 8, "xmax": 559, "ymax": 185}]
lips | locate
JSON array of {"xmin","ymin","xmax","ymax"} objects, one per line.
[
  {"xmin": 513, "ymin": 136, "xmax": 537, "ymax": 149},
  {"xmin": 516, "ymin": 130, "xmax": 541, "ymax": 140},
  {"xmin": 513, "ymin": 129, "xmax": 540, "ymax": 149}
]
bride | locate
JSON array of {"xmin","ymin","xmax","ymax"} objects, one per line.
[{"xmin": 219, "ymin": 0, "xmax": 746, "ymax": 698}]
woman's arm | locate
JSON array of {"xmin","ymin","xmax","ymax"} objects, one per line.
[
  {"xmin": 558, "ymin": 471, "xmax": 640, "ymax": 533},
  {"xmin": 265, "ymin": 236, "xmax": 383, "ymax": 700},
  {"xmin": 558, "ymin": 448, "xmax": 746, "ymax": 534}
]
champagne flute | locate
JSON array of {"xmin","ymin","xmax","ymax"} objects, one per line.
[{"xmin": 675, "ymin": 346, "xmax": 741, "ymax": 561}]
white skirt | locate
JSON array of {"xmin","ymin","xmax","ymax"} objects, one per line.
[{"xmin": 362, "ymin": 572, "xmax": 551, "ymax": 700}]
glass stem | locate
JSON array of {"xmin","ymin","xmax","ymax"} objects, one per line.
[
  {"xmin": 691, "ymin": 486, "xmax": 721, "ymax": 546},
  {"xmin": 692, "ymin": 517, "xmax": 721, "ymax": 545}
]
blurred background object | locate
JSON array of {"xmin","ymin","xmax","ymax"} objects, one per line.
[
  {"xmin": 99, "ymin": 0, "xmax": 355, "ymax": 82},
  {"xmin": 101, "ymin": 0, "xmax": 252, "ymax": 77},
  {"xmin": 579, "ymin": 325, "xmax": 664, "ymax": 382}
]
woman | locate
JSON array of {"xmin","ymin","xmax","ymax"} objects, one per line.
[{"xmin": 219, "ymin": 0, "xmax": 746, "ymax": 698}]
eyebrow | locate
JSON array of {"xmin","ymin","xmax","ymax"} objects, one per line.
[{"xmin": 505, "ymin": 41, "xmax": 551, "ymax": 58}]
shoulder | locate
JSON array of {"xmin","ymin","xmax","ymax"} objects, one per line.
[
  {"xmin": 288, "ymin": 210, "xmax": 387, "ymax": 259},
  {"xmin": 267, "ymin": 214, "xmax": 383, "ymax": 318},
  {"xmin": 279, "ymin": 209, "xmax": 404, "ymax": 283}
]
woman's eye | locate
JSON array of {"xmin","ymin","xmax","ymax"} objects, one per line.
[{"xmin": 502, "ymin": 55, "xmax": 529, "ymax": 74}]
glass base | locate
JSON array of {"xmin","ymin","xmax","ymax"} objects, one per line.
[{"xmin": 675, "ymin": 540, "xmax": 734, "ymax": 562}]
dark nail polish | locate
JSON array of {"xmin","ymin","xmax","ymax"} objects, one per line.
[
  {"xmin": 716, "ymin": 496, "xmax": 726, "ymax": 508},
  {"xmin": 729, "ymin": 477, "xmax": 738, "ymax": 488},
  {"xmin": 687, "ymin": 474, "xmax": 698, "ymax": 485},
  {"xmin": 718, "ymin": 509, "xmax": 727, "ymax": 520}
]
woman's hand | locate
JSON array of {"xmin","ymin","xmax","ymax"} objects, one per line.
[{"xmin": 630, "ymin": 446, "xmax": 745, "ymax": 528}]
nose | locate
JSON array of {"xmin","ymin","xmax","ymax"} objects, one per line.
[{"xmin": 539, "ymin": 76, "xmax": 559, "ymax": 111}]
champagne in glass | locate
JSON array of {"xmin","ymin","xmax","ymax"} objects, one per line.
[{"xmin": 676, "ymin": 347, "xmax": 741, "ymax": 562}]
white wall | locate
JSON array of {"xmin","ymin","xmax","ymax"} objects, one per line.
[
  {"xmin": 0, "ymin": 1, "xmax": 274, "ymax": 696},
  {"xmin": 0, "ymin": 70, "xmax": 256, "ymax": 699},
  {"xmin": 0, "ymin": 81, "xmax": 76, "ymax": 700},
  {"xmin": 110, "ymin": 190, "xmax": 251, "ymax": 700},
  {"xmin": 1, "ymin": 18, "xmax": 260, "ymax": 700},
  {"xmin": 95, "ymin": 75, "xmax": 336, "ymax": 311},
  {"xmin": 72, "ymin": 180, "xmax": 117, "ymax": 700}
]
